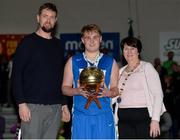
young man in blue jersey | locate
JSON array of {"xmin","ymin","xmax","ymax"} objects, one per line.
[
  {"xmin": 12, "ymin": 3, "xmax": 70, "ymax": 139},
  {"xmin": 62, "ymin": 24, "xmax": 119, "ymax": 139}
]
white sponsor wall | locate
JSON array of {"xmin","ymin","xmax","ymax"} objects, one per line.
[{"xmin": 160, "ymin": 32, "xmax": 180, "ymax": 64}]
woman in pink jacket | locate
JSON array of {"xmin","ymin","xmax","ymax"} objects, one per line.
[{"xmin": 116, "ymin": 37, "xmax": 166, "ymax": 138}]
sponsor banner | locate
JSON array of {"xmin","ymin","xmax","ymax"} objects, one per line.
[
  {"xmin": 0, "ymin": 34, "xmax": 25, "ymax": 58},
  {"xmin": 60, "ymin": 32, "xmax": 120, "ymax": 61},
  {"xmin": 160, "ymin": 32, "xmax": 180, "ymax": 64}
]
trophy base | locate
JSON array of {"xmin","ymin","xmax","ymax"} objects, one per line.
[{"xmin": 85, "ymin": 95, "xmax": 101, "ymax": 109}]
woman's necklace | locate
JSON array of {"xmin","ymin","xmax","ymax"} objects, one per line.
[
  {"xmin": 126, "ymin": 61, "xmax": 140, "ymax": 72},
  {"xmin": 117, "ymin": 72, "xmax": 130, "ymax": 103},
  {"xmin": 83, "ymin": 52, "xmax": 103, "ymax": 67},
  {"xmin": 117, "ymin": 61, "xmax": 140, "ymax": 103}
]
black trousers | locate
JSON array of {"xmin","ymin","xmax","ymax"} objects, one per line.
[{"xmin": 118, "ymin": 108, "xmax": 151, "ymax": 139}]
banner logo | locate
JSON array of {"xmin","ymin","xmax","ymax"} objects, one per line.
[{"xmin": 60, "ymin": 33, "xmax": 120, "ymax": 61}]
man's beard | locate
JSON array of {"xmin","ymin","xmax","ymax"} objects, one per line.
[{"xmin": 41, "ymin": 26, "xmax": 54, "ymax": 33}]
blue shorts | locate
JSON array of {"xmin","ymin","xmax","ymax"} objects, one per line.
[{"xmin": 71, "ymin": 111, "xmax": 116, "ymax": 139}]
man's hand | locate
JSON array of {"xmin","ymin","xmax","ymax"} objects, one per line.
[
  {"xmin": 18, "ymin": 103, "xmax": 31, "ymax": 122},
  {"xmin": 61, "ymin": 105, "xmax": 71, "ymax": 122},
  {"xmin": 78, "ymin": 87, "xmax": 89, "ymax": 98},
  {"xmin": 98, "ymin": 84, "xmax": 119, "ymax": 98}
]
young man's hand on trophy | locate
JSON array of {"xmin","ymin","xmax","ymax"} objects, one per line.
[{"xmin": 98, "ymin": 85, "xmax": 119, "ymax": 98}]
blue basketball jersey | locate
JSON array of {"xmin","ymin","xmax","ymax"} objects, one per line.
[{"xmin": 72, "ymin": 53, "xmax": 114, "ymax": 115}]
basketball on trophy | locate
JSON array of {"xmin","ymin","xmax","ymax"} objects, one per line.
[{"xmin": 79, "ymin": 67, "xmax": 104, "ymax": 109}]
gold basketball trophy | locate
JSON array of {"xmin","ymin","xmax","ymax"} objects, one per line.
[{"xmin": 79, "ymin": 67, "xmax": 104, "ymax": 109}]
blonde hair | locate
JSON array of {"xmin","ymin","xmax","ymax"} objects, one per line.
[{"xmin": 81, "ymin": 24, "xmax": 102, "ymax": 37}]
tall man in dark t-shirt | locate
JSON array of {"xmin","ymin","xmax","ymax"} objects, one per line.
[{"xmin": 12, "ymin": 3, "xmax": 70, "ymax": 139}]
